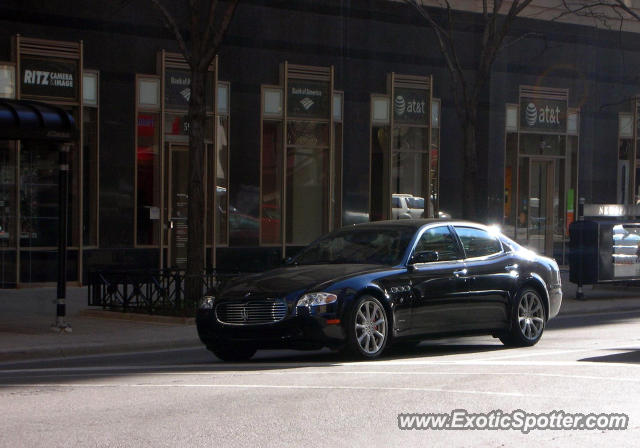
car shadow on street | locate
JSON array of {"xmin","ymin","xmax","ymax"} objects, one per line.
[
  {"xmin": 0, "ymin": 340, "xmax": 509, "ymax": 386},
  {"xmin": 219, "ymin": 340, "xmax": 506, "ymax": 366},
  {"xmin": 579, "ymin": 349, "xmax": 640, "ymax": 365},
  {"xmin": 546, "ymin": 309, "xmax": 640, "ymax": 331}
]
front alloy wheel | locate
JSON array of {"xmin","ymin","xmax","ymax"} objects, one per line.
[
  {"xmin": 346, "ymin": 295, "xmax": 389, "ymax": 359},
  {"xmin": 500, "ymin": 287, "xmax": 545, "ymax": 347}
]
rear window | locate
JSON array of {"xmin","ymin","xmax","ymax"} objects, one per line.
[{"xmin": 454, "ymin": 226, "xmax": 502, "ymax": 258}]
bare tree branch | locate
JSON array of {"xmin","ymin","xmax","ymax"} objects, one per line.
[
  {"xmin": 201, "ymin": 0, "xmax": 220, "ymax": 52},
  {"xmin": 408, "ymin": 0, "xmax": 466, "ymax": 118},
  {"xmin": 150, "ymin": 0, "xmax": 191, "ymax": 64},
  {"xmin": 201, "ymin": 0, "xmax": 239, "ymax": 70},
  {"xmin": 404, "ymin": 0, "xmax": 539, "ymax": 218}
]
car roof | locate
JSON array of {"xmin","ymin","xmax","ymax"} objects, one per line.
[{"xmin": 349, "ymin": 219, "xmax": 482, "ymax": 231}]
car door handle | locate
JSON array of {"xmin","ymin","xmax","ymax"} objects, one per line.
[
  {"xmin": 505, "ymin": 264, "xmax": 519, "ymax": 271},
  {"xmin": 453, "ymin": 269, "xmax": 468, "ymax": 277}
]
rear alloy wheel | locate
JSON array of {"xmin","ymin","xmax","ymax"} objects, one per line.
[
  {"xmin": 208, "ymin": 344, "xmax": 256, "ymax": 362},
  {"xmin": 500, "ymin": 288, "xmax": 546, "ymax": 347},
  {"xmin": 345, "ymin": 295, "xmax": 389, "ymax": 359}
]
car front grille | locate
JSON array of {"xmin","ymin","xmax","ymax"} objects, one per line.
[{"xmin": 215, "ymin": 299, "xmax": 288, "ymax": 325}]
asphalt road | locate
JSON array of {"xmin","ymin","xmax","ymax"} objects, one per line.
[{"xmin": 1, "ymin": 310, "xmax": 639, "ymax": 447}]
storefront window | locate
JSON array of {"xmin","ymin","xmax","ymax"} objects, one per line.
[
  {"xmin": 259, "ymin": 66, "xmax": 339, "ymax": 248},
  {"xmin": 370, "ymin": 126, "xmax": 389, "ymax": 222},
  {"xmin": 20, "ymin": 142, "xmax": 60, "ymax": 247},
  {"xmin": 517, "ymin": 157, "xmax": 529, "ymax": 243},
  {"xmin": 286, "ymin": 146, "xmax": 329, "ymax": 244},
  {"xmin": 261, "ymin": 121, "xmax": 283, "ymax": 245},
  {"xmin": 216, "ymin": 116, "xmax": 229, "ymax": 245},
  {"xmin": 333, "ymin": 120, "xmax": 343, "ymax": 228},
  {"xmin": 504, "ymin": 133, "xmax": 518, "ymax": 237},
  {"xmin": 392, "ymin": 149, "xmax": 428, "ymax": 202},
  {"xmin": 568, "ymin": 135, "xmax": 579, "ymax": 224},
  {"xmin": 83, "ymin": 107, "xmax": 98, "ymax": 246},
  {"xmin": 370, "ymin": 76, "xmax": 432, "ymax": 221},
  {"xmin": 392, "ymin": 127, "xmax": 430, "ymax": 217},
  {"xmin": 618, "ymin": 114, "xmax": 633, "ymax": 204},
  {"xmin": 0, "ymin": 64, "xmax": 15, "ymax": 99},
  {"xmin": 0, "ymin": 141, "xmax": 16, "ymax": 248},
  {"xmin": 136, "ymin": 112, "xmax": 161, "ymax": 245},
  {"xmin": 519, "ymin": 134, "xmax": 566, "ymax": 156},
  {"xmin": 287, "ymin": 121, "xmax": 329, "ymax": 147},
  {"xmin": 430, "ymin": 99, "xmax": 440, "ymax": 215},
  {"xmin": 553, "ymin": 158, "xmax": 566, "ymax": 260}
]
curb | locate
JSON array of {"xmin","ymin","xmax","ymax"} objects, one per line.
[
  {"xmin": 78, "ymin": 309, "xmax": 196, "ymax": 325},
  {"xmin": 0, "ymin": 339, "xmax": 202, "ymax": 364},
  {"xmin": 556, "ymin": 305, "xmax": 640, "ymax": 318}
]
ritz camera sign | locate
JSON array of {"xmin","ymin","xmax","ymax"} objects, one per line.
[
  {"xmin": 20, "ymin": 57, "xmax": 78, "ymax": 100},
  {"xmin": 520, "ymin": 97, "xmax": 567, "ymax": 133}
]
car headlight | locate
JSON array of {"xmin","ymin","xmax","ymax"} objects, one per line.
[
  {"xmin": 199, "ymin": 296, "xmax": 215, "ymax": 309},
  {"xmin": 296, "ymin": 292, "xmax": 338, "ymax": 307}
]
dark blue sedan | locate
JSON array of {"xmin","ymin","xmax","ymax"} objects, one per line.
[{"xmin": 196, "ymin": 220, "xmax": 562, "ymax": 361}]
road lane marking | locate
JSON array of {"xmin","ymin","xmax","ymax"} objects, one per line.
[
  {"xmin": 0, "ymin": 382, "xmax": 568, "ymax": 398},
  {"xmin": 2, "ymin": 358, "xmax": 640, "ymax": 375},
  {"xmin": 1, "ymin": 370, "xmax": 639, "ymax": 383}
]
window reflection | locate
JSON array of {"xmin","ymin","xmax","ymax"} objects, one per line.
[
  {"xmin": 260, "ymin": 121, "xmax": 282, "ymax": 244},
  {"xmin": 391, "ymin": 126, "xmax": 430, "ymax": 218},
  {"xmin": 20, "ymin": 142, "xmax": 60, "ymax": 247},
  {"xmin": 216, "ymin": 116, "xmax": 229, "ymax": 245},
  {"xmin": 0, "ymin": 141, "xmax": 16, "ymax": 247},
  {"xmin": 136, "ymin": 112, "xmax": 160, "ymax": 245},
  {"xmin": 370, "ymin": 126, "xmax": 389, "ymax": 222},
  {"xmin": 286, "ymin": 146, "xmax": 329, "ymax": 245},
  {"xmin": 287, "ymin": 121, "xmax": 329, "ymax": 147}
]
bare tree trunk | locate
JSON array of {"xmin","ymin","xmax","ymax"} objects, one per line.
[{"xmin": 185, "ymin": 67, "xmax": 207, "ymax": 310}]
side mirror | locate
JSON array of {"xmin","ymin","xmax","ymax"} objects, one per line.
[{"xmin": 410, "ymin": 250, "xmax": 439, "ymax": 264}]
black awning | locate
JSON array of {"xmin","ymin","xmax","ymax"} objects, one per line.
[{"xmin": 0, "ymin": 99, "xmax": 77, "ymax": 142}]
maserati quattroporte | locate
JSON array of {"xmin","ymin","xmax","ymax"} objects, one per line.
[{"xmin": 196, "ymin": 220, "xmax": 562, "ymax": 361}]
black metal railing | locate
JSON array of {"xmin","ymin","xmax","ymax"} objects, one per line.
[{"xmin": 87, "ymin": 269, "xmax": 240, "ymax": 315}]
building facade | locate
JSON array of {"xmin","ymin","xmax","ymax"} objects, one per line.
[{"xmin": 0, "ymin": 0, "xmax": 639, "ymax": 287}]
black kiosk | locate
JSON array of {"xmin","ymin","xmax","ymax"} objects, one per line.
[{"xmin": 570, "ymin": 204, "xmax": 640, "ymax": 299}]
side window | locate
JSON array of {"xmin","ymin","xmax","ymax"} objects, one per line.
[
  {"xmin": 454, "ymin": 227, "xmax": 502, "ymax": 258},
  {"xmin": 392, "ymin": 197, "xmax": 402, "ymax": 208},
  {"xmin": 414, "ymin": 226, "xmax": 460, "ymax": 261}
]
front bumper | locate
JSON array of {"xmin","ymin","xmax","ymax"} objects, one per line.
[
  {"xmin": 548, "ymin": 284, "xmax": 562, "ymax": 319},
  {"xmin": 196, "ymin": 308, "xmax": 347, "ymax": 350}
]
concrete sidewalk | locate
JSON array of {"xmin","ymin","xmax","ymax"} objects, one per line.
[
  {"xmin": 1, "ymin": 272, "xmax": 640, "ymax": 363},
  {"xmin": 0, "ymin": 286, "xmax": 200, "ymax": 362}
]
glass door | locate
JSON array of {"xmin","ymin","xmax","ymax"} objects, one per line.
[
  {"xmin": 391, "ymin": 127, "xmax": 430, "ymax": 219},
  {"xmin": 528, "ymin": 160, "xmax": 555, "ymax": 256},
  {"xmin": 167, "ymin": 145, "xmax": 189, "ymax": 268}
]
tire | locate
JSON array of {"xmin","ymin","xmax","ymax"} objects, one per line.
[
  {"xmin": 500, "ymin": 287, "xmax": 546, "ymax": 347},
  {"xmin": 208, "ymin": 344, "xmax": 256, "ymax": 362},
  {"xmin": 344, "ymin": 295, "xmax": 389, "ymax": 359}
]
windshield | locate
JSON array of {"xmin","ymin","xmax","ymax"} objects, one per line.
[{"xmin": 294, "ymin": 227, "xmax": 415, "ymax": 266}]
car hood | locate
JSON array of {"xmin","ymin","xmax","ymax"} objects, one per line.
[{"xmin": 219, "ymin": 264, "xmax": 388, "ymax": 299}]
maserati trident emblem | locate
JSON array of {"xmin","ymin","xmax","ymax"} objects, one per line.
[{"xmin": 241, "ymin": 306, "xmax": 249, "ymax": 322}]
